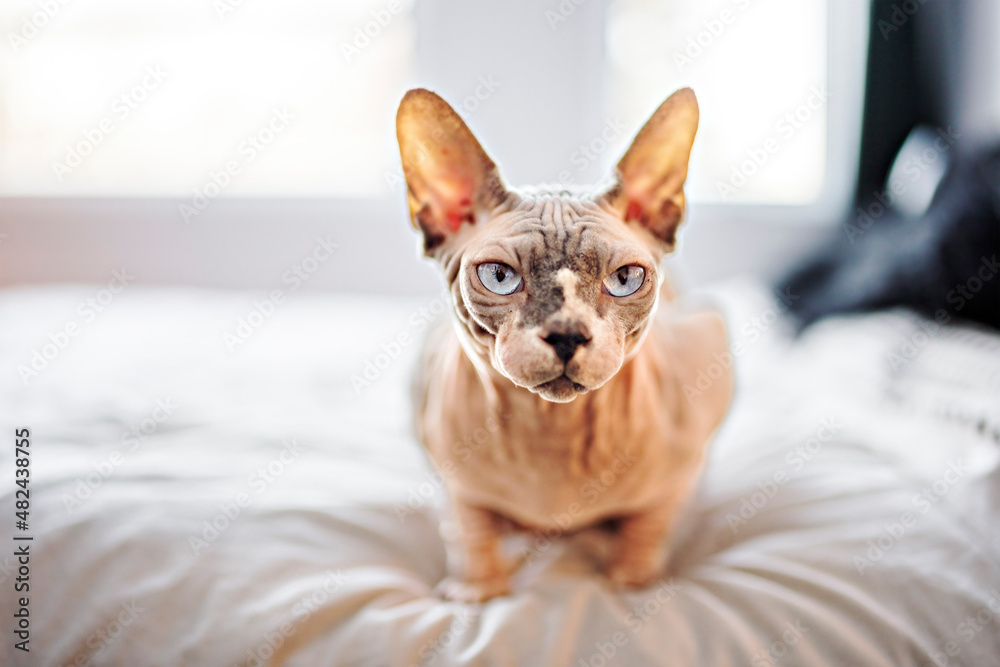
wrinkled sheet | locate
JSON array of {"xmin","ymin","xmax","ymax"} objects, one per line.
[{"xmin": 1, "ymin": 282, "xmax": 998, "ymax": 667}]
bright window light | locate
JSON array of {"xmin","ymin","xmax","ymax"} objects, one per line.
[
  {"xmin": 605, "ymin": 0, "xmax": 829, "ymax": 205},
  {"xmin": 0, "ymin": 0, "xmax": 415, "ymax": 197}
]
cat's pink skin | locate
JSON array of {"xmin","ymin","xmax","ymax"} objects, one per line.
[{"xmin": 398, "ymin": 88, "xmax": 733, "ymax": 602}]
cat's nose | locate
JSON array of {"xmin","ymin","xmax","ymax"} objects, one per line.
[{"xmin": 543, "ymin": 332, "xmax": 591, "ymax": 363}]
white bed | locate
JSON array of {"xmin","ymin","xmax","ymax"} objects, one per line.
[{"xmin": 1, "ymin": 281, "xmax": 998, "ymax": 666}]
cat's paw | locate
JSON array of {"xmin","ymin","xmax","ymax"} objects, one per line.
[{"xmin": 435, "ymin": 575, "xmax": 510, "ymax": 602}]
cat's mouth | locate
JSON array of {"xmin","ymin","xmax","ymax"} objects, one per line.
[{"xmin": 533, "ymin": 374, "xmax": 588, "ymax": 402}]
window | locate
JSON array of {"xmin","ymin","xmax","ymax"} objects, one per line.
[
  {"xmin": 0, "ymin": 0, "xmax": 871, "ymax": 290},
  {"xmin": 0, "ymin": 0, "xmax": 415, "ymax": 196},
  {"xmin": 605, "ymin": 0, "xmax": 829, "ymax": 205}
]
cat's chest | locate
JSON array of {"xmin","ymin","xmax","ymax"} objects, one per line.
[
  {"xmin": 451, "ymin": 433, "xmax": 665, "ymax": 529},
  {"xmin": 426, "ymin": 382, "xmax": 684, "ymax": 530},
  {"xmin": 415, "ymin": 318, "xmax": 724, "ymax": 530}
]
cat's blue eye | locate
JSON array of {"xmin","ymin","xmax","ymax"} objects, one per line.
[
  {"xmin": 603, "ymin": 265, "xmax": 645, "ymax": 297},
  {"xmin": 477, "ymin": 262, "xmax": 523, "ymax": 295}
]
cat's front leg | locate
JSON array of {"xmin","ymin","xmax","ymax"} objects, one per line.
[
  {"xmin": 436, "ymin": 501, "xmax": 510, "ymax": 602},
  {"xmin": 606, "ymin": 505, "xmax": 676, "ymax": 589}
]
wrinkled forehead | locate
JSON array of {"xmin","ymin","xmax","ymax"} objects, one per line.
[{"xmin": 471, "ymin": 197, "xmax": 647, "ymax": 278}]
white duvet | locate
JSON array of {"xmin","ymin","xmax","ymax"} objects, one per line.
[{"xmin": 1, "ymin": 282, "xmax": 998, "ymax": 666}]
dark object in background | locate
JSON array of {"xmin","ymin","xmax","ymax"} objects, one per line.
[
  {"xmin": 780, "ymin": 0, "xmax": 1000, "ymax": 334},
  {"xmin": 780, "ymin": 142, "xmax": 1000, "ymax": 332}
]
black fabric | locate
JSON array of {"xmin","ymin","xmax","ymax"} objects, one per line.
[{"xmin": 780, "ymin": 144, "xmax": 1000, "ymax": 331}]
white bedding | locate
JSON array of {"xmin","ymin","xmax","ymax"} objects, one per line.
[{"xmin": 1, "ymin": 282, "xmax": 998, "ymax": 666}]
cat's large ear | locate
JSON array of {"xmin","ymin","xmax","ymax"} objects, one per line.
[
  {"xmin": 396, "ymin": 88, "xmax": 507, "ymax": 252},
  {"xmin": 602, "ymin": 88, "xmax": 699, "ymax": 249}
]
